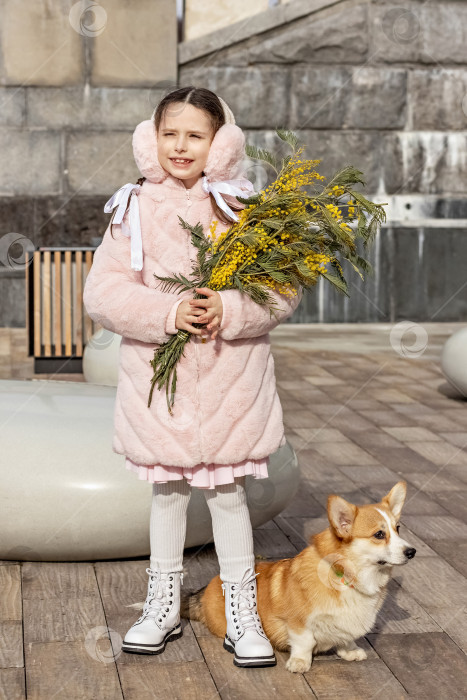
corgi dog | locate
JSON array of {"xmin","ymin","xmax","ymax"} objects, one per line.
[{"xmin": 181, "ymin": 480, "xmax": 416, "ymax": 673}]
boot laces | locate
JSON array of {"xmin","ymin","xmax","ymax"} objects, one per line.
[
  {"xmin": 140, "ymin": 565, "xmax": 183, "ymax": 621},
  {"xmin": 222, "ymin": 566, "xmax": 263, "ymax": 633}
]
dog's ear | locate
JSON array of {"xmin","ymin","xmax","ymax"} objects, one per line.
[
  {"xmin": 381, "ymin": 481, "xmax": 407, "ymax": 520},
  {"xmin": 327, "ymin": 495, "xmax": 357, "ymax": 541}
]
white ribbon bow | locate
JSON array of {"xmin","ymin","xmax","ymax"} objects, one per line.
[
  {"xmin": 103, "ymin": 177, "xmax": 257, "ymax": 272},
  {"xmin": 202, "ymin": 176, "xmax": 256, "ymax": 221},
  {"xmin": 104, "ymin": 183, "xmax": 143, "ymax": 271}
]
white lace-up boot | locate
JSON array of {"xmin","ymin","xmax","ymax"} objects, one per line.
[
  {"xmin": 122, "ymin": 564, "xmax": 184, "ymax": 655},
  {"xmin": 221, "ymin": 566, "xmax": 276, "ymax": 667}
]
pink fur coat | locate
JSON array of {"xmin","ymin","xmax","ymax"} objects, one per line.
[{"xmin": 83, "ymin": 119, "xmax": 302, "ymax": 467}]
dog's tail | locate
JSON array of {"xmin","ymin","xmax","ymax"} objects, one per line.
[{"xmin": 180, "ymin": 586, "xmax": 207, "ymax": 623}]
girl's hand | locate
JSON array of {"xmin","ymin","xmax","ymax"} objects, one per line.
[
  {"xmin": 175, "ymin": 298, "xmax": 208, "ymax": 336},
  {"xmin": 189, "ymin": 287, "xmax": 223, "ymax": 340}
]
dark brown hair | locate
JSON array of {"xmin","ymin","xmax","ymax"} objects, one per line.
[
  {"xmin": 153, "ymin": 85, "xmax": 241, "ymax": 225},
  {"xmin": 109, "ymin": 86, "xmax": 241, "ymax": 241}
]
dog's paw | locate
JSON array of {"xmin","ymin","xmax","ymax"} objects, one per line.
[
  {"xmin": 336, "ymin": 646, "xmax": 367, "ymax": 662},
  {"xmin": 286, "ymin": 656, "xmax": 312, "ymax": 673}
]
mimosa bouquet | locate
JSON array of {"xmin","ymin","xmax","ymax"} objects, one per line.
[{"xmin": 147, "ymin": 129, "xmax": 387, "ymax": 413}]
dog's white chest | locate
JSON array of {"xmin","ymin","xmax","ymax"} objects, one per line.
[{"xmin": 308, "ymin": 591, "xmax": 381, "ymax": 652}]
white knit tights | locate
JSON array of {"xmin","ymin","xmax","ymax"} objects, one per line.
[{"xmin": 149, "ymin": 477, "xmax": 255, "ymax": 583}]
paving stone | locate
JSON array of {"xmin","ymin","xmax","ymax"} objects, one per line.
[
  {"xmin": 424, "ymin": 540, "xmax": 467, "ymax": 580},
  {"xmin": 440, "ymin": 432, "xmax": 467, "ymax": 449},
  {"xmin": 401, "ymin": 515, "xmax": 467, "ymax": 543},
  {"xmin": 382, "ymin": 427, "xmax": 442, "ymax": 442},
  {"xmin": 406, "ymin": 412, "xmax": 461, "ymax": 437},
  {"xmin": 361, "ymin": 484, "xmax": 449, "ymax": 517},
  {"xmin": 430, "ymin": 489, "xmax": 467, "ymax": 522},
  {"xmin": 359, "ymin": 410, "xmax": 418, "ymax": 428},
  {"xmin": 358, "ymin": 446, "xmax": 440, "ymax": 475},
  {"xmin": 339, "ymin": 465, "xmax": 402, "ymax": 485},
  {"xmin": 310, "ymin": 442, "xmax": 379, "ymax": 467},
  {"xmin": 404, "ymin": 471, "xmax": 464, "ymax": 494},
  {"xmin": 293, "ymin": 428, "xmax": 351, "ymax": 443},
  {"xmin": 284, "ymin": 410, "xmax": 327, "ymax": 429},
  {"xmin": 405, "ymin": 441, "xmax": 467, "ymax": 466},
  {"xmin": 340, "ymin": 430, "xmax": 405, "ymax": 449}
]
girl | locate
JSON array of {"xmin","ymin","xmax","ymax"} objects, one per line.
[{"xmin": 83, "ymin": 86, "xmax": 302, "ymax": 667}]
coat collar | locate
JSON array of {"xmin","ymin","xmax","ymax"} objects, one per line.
[
  {"xmin": 159, "ymin": 172, "xmax": 209, "ymax": 199},
  {"xmin": 132, "ymin": 119, "xmax": 246, "ymax": 185}
]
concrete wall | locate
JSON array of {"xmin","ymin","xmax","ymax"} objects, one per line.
[
  {"xmin": 0, "ymin": 0, "xmax": 177, "ymax": 327},
  {"xmin": 1, "ymin": 0, "xmax": 466, "ymax": 326},
  {"xmin": 179, "ymin": 0, "xmax": 467, "ymax": 323}
]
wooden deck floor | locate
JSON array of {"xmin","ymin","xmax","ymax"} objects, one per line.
[{"xmin": 1, "ymin": 323, "xmax": 467, "ymax": 699}]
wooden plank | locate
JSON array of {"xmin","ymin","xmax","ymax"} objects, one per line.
[
  {"xmin": 42, "ymin": 251, "xmax": 51, "ymax": 357},
  {"xmin": 366, "ymin": 632, "xmax": 467, "ymax": 698},
  {"xmin": 84, "ymin": 250, "xmax": 94, "ymax": 344},
  {"xmin": 118, "ymin": 660, "xmax": 219, "ymax": 699},
  {"xmin": 25, "ymin": 640, "xmax": 123, "ymax": 700},
  {"xmin": 64, "ymin": 251, "xmax": 72, "ymax": 356},
  {"xmin": 395, "ymin": 555, "xmax": 467, "ymax": 608},
  {"xmin": 0, "ymin": 668, "xmax": 25, "ymax": 700},
  {"xmin": 305, "ymin": 657, "xmax": 407, "ymax": 698},
  {"xmin": 22, "ymin": 563, "xmax": 122, "ymax": 699},
  {"xmin": 23, "ymin": 596, "xmax": 108, "ymax": 644},
  {"xmin": 0, "ymin": 565, "xmax": 23, "ymax": 669},
  {"xmin": 54, "ymin": 251, "xmax": 62, "ymax": 356},
  {"xmin": 75, "ymin": 250, "xmax": 83, "ymax": 356},
  {"xmin": 25, "ymin": 250, "xmax": 30, "ymax": 359},
  {"xmin": 368, "ymin": 579, "xmax": 441, "ymax": 635},
  {"xmin": 33, "ymin": 252, "xmax": 41, "ymax": 357},
  {"xmin": 0, "ymin": 622, "xmax": 23, "ymax": 669},
  {"xmin": 197, "ymin": 636, "xmax": 316, "ymax": 699},
  {"xmin": 22, "ymin": 562, "xmax": 97, "ymax": 599}
]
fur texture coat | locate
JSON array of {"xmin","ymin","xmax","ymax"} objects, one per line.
[{"xmin": 83, "ymin": 119, "xmax": 302, "ymax": 467}]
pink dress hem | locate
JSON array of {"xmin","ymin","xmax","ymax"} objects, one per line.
[{"xmin": 125, "ymin": 456, "xmax": 269, "ymax": 489}]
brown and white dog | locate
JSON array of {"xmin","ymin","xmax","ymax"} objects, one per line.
[{"xmin": 181, "ymin": 480, "xmax": 415, "ymax": 673}]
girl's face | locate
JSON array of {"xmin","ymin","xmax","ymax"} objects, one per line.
[{"xmin": 157, "ymin": 102, "xmax": 214, "ymax": 189}]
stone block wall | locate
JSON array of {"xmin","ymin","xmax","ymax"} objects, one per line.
[
  {"xmin": 0, "ymin": 0, "xmax": 177, "ymax": 327},
  {"xmin": 1, "ymin": 0, "xmax": 466, "ymax": 326},
  {"xmin": 179, "ymin": 0, "xmax": 467, "ymax": 322}
]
